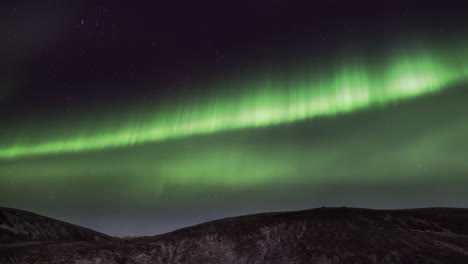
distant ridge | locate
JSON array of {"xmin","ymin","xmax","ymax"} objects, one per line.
[
  {"xmin": 1, "ymin": 207, "xmax": 468, "ymax": 263},
  {"xmin": 0, "ymin": 207, "xmax": 110, "ymax": 243}
]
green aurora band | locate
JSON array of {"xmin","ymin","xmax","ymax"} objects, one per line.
[{"xmin": 2, "ymin": 43, "xmax": 468, "ymax": 159}]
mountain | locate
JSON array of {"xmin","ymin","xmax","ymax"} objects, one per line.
[
  {"xmin": 1, "ymin": 207, "xmax": 468, "ymax": 264},
  {"xmin": 0, "ymin": 207, "xmax": 110, "ymax": 243}
]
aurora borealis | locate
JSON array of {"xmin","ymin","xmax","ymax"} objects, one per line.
[
  {"xmin": 1, "ymin": 1, "xmax": 468, "ymax": 236},
  {"xmin": 1, "ymin": 45, "xmax": 468, "ymax": 159}
]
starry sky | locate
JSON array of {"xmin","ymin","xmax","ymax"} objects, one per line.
[{"xmin": 1, "ymin": 0, "xmax": 468, "ymax": 236}]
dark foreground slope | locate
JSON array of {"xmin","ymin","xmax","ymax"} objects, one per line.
[
  {"xmin": 0, "ymin": 207, "xmax": 110, "ymax": 243},
  {"xmin": 1, "ymin": 207, "xmax": 468, "ymax": 264}
]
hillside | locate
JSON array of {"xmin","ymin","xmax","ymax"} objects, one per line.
[
  {"xmin": 0, "ymin": 207, "xmax": 110, "ymax": 244},
  {"xmin": 1, "ymin": 207, "xmax": 468, "ymax": 263}
]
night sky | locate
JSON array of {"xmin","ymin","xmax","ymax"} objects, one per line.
[{"xmin": 1, "ymin": 1, "xmax": 468, "ymax": 236}]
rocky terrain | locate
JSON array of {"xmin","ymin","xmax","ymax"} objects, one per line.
[{"xmin": 1, "ymin": 207, "xmax": 468, "ymax": 264}]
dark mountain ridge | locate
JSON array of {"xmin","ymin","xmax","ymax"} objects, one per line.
[
  {"xmin": 1, "ymin": 207, "xmax": 468, "ymax": 263},
  {"xmin": 0, "ymin": 207, "xmax": 110, "ymax": 243}
]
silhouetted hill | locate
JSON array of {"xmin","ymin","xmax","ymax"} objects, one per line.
[
  {"xmin": 0, "ymin": 207, "xmax": 110, "ymax": 244},
  {"xmin": 1, "ymin": 207, "xmax": 468, "ymax": 263}
]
